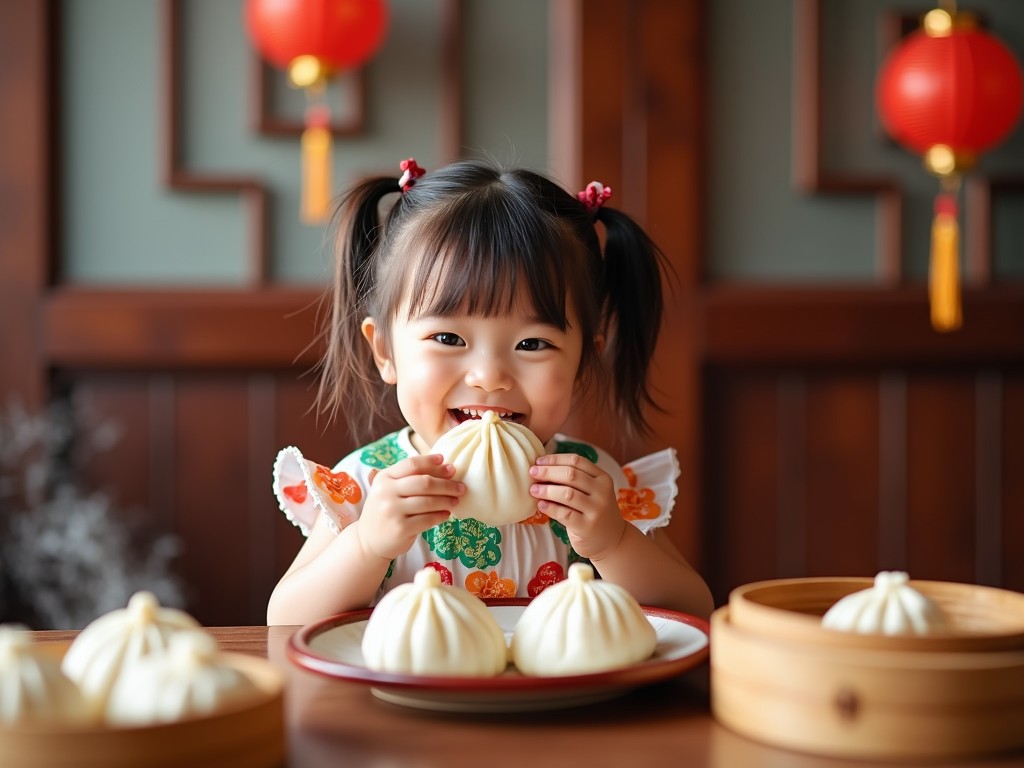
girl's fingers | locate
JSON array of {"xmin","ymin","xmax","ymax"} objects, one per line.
[
  {"xmin": 391, "ymin": 473, "xmax": 464, "ymax": 500},
  {"xmin": 386, "ymin": 453, "xmax": 455, "ymax": 478}
]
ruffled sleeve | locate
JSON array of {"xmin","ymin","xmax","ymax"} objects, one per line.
[
  {"xmin": 272, "ymin": 446, "xmax": 365, "ymax": 536},
  {"xmin": 617, "ymin": 448, "xmax": 679, "ymax": 534}
]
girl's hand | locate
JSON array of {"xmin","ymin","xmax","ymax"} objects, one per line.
[
  {"xmin": 356, "ymin": 454, "xmax": 464, "ymax": 561},
  {"xmin": 529, "ymin": 453, "xmax": 627, "ymax": 561}
]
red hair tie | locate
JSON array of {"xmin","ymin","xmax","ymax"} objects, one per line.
[
  {"xmin": 577, "ymin": 181, "xmax": 612, "ymax": 213},
  {"xmin": 398, "ymin": 158, "xmax": 426, "ymax": 192}
]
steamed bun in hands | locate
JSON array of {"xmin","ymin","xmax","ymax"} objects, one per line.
[
  {"xmin": 0, "ymin": 625, "xmax": 96, "ymax": 726},
  {"xmin": 511, "ymin": 563, "xmax": 657, "ymax": 676},
  {"xmin": 361, "ymin": 567, "xmax": 509, "ymax": 676},
  {"xmin": 432, "ymin": 410, "xmax": 545, "ymax": 525},
  {"xmin": 822, "ymin": 571, "xmax": 951, "ymax": 636}
]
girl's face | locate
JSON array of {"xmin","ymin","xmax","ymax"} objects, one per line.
[{"xmin": 362, "ymin": 289, "xmax": 584, "ymax": 452}]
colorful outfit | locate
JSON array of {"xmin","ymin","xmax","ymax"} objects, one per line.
[{"xmin": 273, "ymin": 428, "xmax": 678, "ymax": 604}]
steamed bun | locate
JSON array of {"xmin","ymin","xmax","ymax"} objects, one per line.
[
  {"xmin": 432, "ymin": 410, "xmax": 545, "ymax": 525},
  {"xmin": 822, "ymin": 571, "xmax": 951, "ymax": 636},
  {"xmin": 361, "ymin": 567, "xmax": 509, "ymax": 676},
  {"xmin": 0, "ymin": 625, "xmax": 96, "ymax": 726},
  {"xmin": 511, "ymin": 563, "xmax": 657, "ymax": 676},
  {"xmin": 106, "ymin": 630, "xmax": 258, "ymax": 724},
  {"xmin": 61, "ymin": 591, "xmax": 201, "ymax": 713}
]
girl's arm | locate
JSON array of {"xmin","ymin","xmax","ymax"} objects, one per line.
[
  {"xmin": 589, "ymin": 524, "xmax": 714, "ymax": 619},
  {"xmin": 267, "ymin": 454, "xmax": 463, "ymax": 625},
  {"xmin": 266, "ymin": 515, "xmax": 392, "ymax": 625}
]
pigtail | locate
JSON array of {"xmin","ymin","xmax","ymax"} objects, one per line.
[
  {"xmin": 316, "ymin": 176, "xmax": 399, "ymax": 436},
  {"xmin": 594, "ymin": 206, "xmax": 667, "ymax": 437}
]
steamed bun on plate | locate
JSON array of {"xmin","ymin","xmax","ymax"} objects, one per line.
[
  {"xmin": 0, "ymin": 625, "xmax": 96, "ymax": 726},
  {"xmin": 361, "ymin": 567, "xmax": 508, "ymax": 677},
  {"xmin": 821, "ymin": 571, "xmax": 951, "ymax": 636},
  {"xmin": 106, "ymin": 630, "xmax": 258, "ymax": 725},
  {"xmin": 61, "ymin": 591, "xmax": 201, "ymax": 713},
  {"xmin": 511, "ymin": 563, "xmax": 657, "ymax": 676},
  {"xmin": 431, "ymin": 410, "xmax": 545, "ymax": 525}
]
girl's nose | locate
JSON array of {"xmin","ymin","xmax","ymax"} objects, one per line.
[{"xmin": 465, "ymin": 354, "xmax": 513, "ymax": 391}]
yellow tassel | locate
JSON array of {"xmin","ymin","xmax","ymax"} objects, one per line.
[
  {"xmin": 929, "ymin": 198, "xmax": 962, "ymax": 332},
  {"xmin": 300, "ymin": 121, "xmax": 331, "ymax": 224}
]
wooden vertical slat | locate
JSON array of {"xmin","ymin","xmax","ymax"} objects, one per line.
[
  {"xmin": 878, "ymin": 373, "xmax": 909, "ymax": 569},
  {"xmin": 975, "ymin": 371, "xmax": 1003, "ymax": 586},
  {"xmin": 173, "ymin": 378, "xmax": 252, "ymax": 626},
  {"xmin": 706, "ymin": 372, "xmax": 780, "ymax": 603},
  {"xmin": 1001, "ymin": 375, "xmax": 1024, "ymax": 592},
  {"xmin": 905, "ymin": 375, "xmax": 978, "ymax": 583},
  {"xmin": 776, "ymin": 376, "xmax": 807, "ymax": 577},
  {"xmin": 803, "ymin": 376, "xmax": 882, "ymax": 577},
  {"xmin": 0, "ymin": 0, "xmax": 50, "ymax": 407}
]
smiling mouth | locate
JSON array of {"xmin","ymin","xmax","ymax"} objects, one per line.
[{"xmin": 450, "ymin": 408, "xmax": 524, "ymax": 424}]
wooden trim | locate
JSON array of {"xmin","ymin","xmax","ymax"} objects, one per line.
[
  {"xmin": 792, "ymin": 0, "xmax": 903, "ymax": 284},
  {"xmin": 0, "ymin": 0, "xmax": 51, "ymax": 407},
  {"xmin": 701, "ymin": 285, "xmax": 1024, "ymax": 365},
  {"xmin": 252, "ymin": 59, "xmax": 367, "ymax": 138},
  {"xmin": 547, "ymin": 0, "xmax": 583, "ymax": 188},
  {"xmin": 438, "ymin": 0, "xmax": 463, "ymax": 162},
  {"xmin": 162, "ymin": 0, "xmax": 270, "ymax": 285},
  {"xmin": 42, "ymin": 288, "xmax": 323, "ymax": 369}
]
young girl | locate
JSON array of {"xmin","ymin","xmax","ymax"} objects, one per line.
[{"xmin": 267, "ymin": 158, "xmax": 712, "ymax": 625}]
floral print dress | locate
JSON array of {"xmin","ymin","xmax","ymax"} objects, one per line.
[{"xmin": 273, "ymin": 427, "xmax": 678, "ymax": 604}]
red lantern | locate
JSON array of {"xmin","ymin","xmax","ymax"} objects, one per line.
[
  {"xmin": 244, "ymin": 0, "xmax": 389, "ymax": 222},
  {"xmin": 876, "ymin": 5, "xmax": 1023, "ymax": 331}
]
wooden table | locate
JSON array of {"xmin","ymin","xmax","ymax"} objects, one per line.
[{"xmin": 32, "ymin": 626, "xmax": 1024, "ymax": 768}]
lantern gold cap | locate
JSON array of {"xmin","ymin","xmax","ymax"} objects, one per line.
[
  {"xmin": 924, "ymin": 145, "xmax": 976, "ymax": 177},
  {"xmin": 289, "ymin": 55, "xmax": 329, "ymax": 89},
  {"xmin": 923, "ymin": 8, "xmax": 977, "ymax": 37}
]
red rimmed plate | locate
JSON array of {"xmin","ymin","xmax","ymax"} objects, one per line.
[{"xmin": 287, "ymin": 599, "xmax": 710, "ymax": 712}]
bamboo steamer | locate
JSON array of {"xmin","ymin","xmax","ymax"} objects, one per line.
[
  {"xmin": 710, "ymin": 577, "xmax": 1024, "ymax": 760},
  {"xmin": 0, "ymin": 643, "xmax": 285, "ymax": 768}
]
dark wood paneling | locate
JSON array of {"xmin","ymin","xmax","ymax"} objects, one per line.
[
  {"xmin": 0, "ymin": 1, "xmax": 50, "ymax": 408},
  {"xmin": 1004, "ymin": 375, "xmax": 1024, "ymax": 590},
  {"xmin": 43, "ymin": 289, "xmax": 322, "ymax": 368},
  {"xmin": 706, "ymin": 372, "xmax": 780, "ymax": 605},
  {"xmin": 905, "ymin": 375, "xmax": 978, "ymax": 584},
  {"xmin": 704, "ymin": 366, "xmax": 1024, "ymax": 602},
  {"xmin": 803, "ymin": 376, "xmax": 881, "ymax": 577},
  {"xmin": 702, "ymin": 286, "xmax": 1024, "ymax": 365}
]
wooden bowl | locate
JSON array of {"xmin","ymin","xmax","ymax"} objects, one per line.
[
  {"xmin": 711, "ymin": 578, "xmax": 1024, "ymax": 760},
  {"xmin": 0, "ymin": 644, "xmax": 285, "ymax": 768}
]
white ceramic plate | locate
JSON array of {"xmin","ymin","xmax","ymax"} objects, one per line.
[{"xmin": 287, "ymin": 599, "xmax": 710, "ymax": 712}]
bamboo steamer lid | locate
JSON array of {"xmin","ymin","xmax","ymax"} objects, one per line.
[
  {"xmin": 729, "ymin": 576, "xmax": 1024, "ymax": 652},
  {"xmin": 711, "ymin": 577, "xmax": 1024, "ymax": 760}
]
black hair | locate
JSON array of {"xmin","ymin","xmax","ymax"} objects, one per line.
[{"xmin": 318, "ymin": 158, "xmax": 666, "ymax": 440}]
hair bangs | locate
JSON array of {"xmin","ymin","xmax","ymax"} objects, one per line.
[{"xmin": 403, "ymin": 189, "xmax": 573, "ymax": 329}]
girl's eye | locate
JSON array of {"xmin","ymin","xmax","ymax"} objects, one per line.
[
  {"xmin": 516, "ymin": 338, "xmax": 551, "ymax": 351},
  {"xmin": 431, "ymin": 332, "xmax": 464, "ymax": 346}
]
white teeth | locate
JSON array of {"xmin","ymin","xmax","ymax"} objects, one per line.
[{"xmin": 459, "ymin": 408, "xmax": 513, "ymax": 419}]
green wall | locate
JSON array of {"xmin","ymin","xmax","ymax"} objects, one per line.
[{"xmin": 60, "ymin": 0, "xmax": 550, "ymax": 286}]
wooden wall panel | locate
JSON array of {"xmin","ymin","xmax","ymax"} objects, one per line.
[
  {"xmin": 1004, "ymin": 375, "xmax": 1024, "ymax": 590},
  {"xmin": 905, "ymin": 375, "xmax": 978, "ymax": 584},
  {"xmin": 704, "ymin": 368, "xmax": 1024, "ymax": 603},
  {"xmin": 802, "ymin": 376, "xmax": 881, "ymax": 578},
  {"xmin": 705, "ymin": 373, "xmax": 780, "ymax": 605}
]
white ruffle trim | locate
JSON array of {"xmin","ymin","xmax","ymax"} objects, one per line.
[
  {"xmin": 272, "ymin": 446, "xmax": 342, "ymax": 537},
  {"xmin": 621, "ymin": 447, "xmax": 679, "ymax": 534}
]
